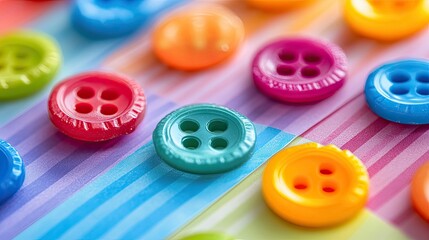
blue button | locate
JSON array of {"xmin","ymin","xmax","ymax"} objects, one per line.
[
  {"xmin": 0, "ymin": 140, "xmax": 25, "ymax": 204},
  {"xmin": 365, "ymin": 59, "xmax": 429, "ymax": 125},
  {"xmin": 153, "ymin": 104, "xmax": 257, "ymax": 174},
  {"xmin": 71, "ymin": 0, "xmax": 184, "ymax": 38}
]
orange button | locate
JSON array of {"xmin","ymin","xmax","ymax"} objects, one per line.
[
  {"xmin": 411, "ymin": 161, "xmax": 429, "ymax": 222},
  {"xmin": 246, "ymin": 0, "xmax": 314, "ymax": 11},
  {"xmin": 262, "ymin": 143, "xmax": 369, "ymax": 227},
  {"xmin": 152, "ymin": 4, "xmax": 244, "ymax": 71},
  {"xmin": 344, "ymin": 0, "xmax": 429, "ymax": 41}
]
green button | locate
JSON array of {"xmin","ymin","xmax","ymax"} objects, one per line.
[
  {"xmin": 0, "ymin": 32, "xmax": 61, "ymax": 100},
  {"xmin": 179, "ymin": 232, "xmax": 237, "ymax": 240},
  {"xmin": 153, "ymin": 104, "xmax": 256, "ymax": 174}
]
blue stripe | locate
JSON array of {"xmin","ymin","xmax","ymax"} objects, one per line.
[
  {"xmin": 123, "ymin": 177, "xmax": 212, "ymax": 239},
  {"xmin": 22, "ymin": 132, "xmax": 64, "ymax": 165},
  {"xmin": 84, "ymin": 170, "xmax": 183, "ymax": 239},
  {"xmin": 16, "ymin": 125, "xmax": 294, "ymax": 240},
  {"xmin": 40, "ymin": 155, "xmax": 162, "ymax": 239}
]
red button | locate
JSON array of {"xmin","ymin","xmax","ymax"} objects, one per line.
[{"xmin": 48, "ymin": 71, "xmax": 146, "ymax": 142}]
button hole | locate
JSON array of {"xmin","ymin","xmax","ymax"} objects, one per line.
[
  {"xmin": 322, "ymin": 181, "xmax": 337, "ymax": 194},
  {"xmin": 179, "ymin": 120, "xmax": 200, "ymax": 133},
  {"xmin": 389, "ymin": 71, "xmax": 410, "ymax": 83},
  {"xmin": 293, "ymin": 176, "xmax": 309, "ymax": 191},
  {"xmin": 416, "ymin": 86, "xmax": 429, "ymax": 96},
  {"xmin": 75, "ymin": 103, "xmax": 93, "ymax": 114},
  {"xmin": 416, "ymin": 71, "xmax": 429, "ymax": 83},
  {"xmin": 13, "ymin": 65, "xmax": 28, "ymax": 71},
  {"xmin": 77, "ymin": 87, "xmax": 95, "ymax": 99},
  {"xmin": 278, "ymin": 50, "xmax": 297, "ymax": 63},
  {"xmin": 182, "ymin": 136, "xmax": 201, "ymax": 150},
  {"xmin": 100, "ymin": 104, "xmax": 118, "ymax": 115},
  {"xmin": 276, "ymin": 65, "xmax": 296, "ymax": 76},
  {"xmin": 390, "ymin": 85, "xmax": 409, "ymax": 95},
  {"xmin": 303, "ymin": 53, "xmax": 322, "ymax": 64},
  {"xmin": 15, "ymin": 52, "xmax": 29, "ymax": 59},
  {"xmin": 210, "ymin": 137, "xmax": 228, "ymax": 150},
  {"xmin": 319, "ymin": 163, "xmax": 335, "ymax": 175},
  {"xmin": 101, "ymin": 89, "xmax": 120, "ymax": 101},
  {"xmin": 301, "ymin": 66, "xmax": 320, "ymax": 78},
  {"xmin": 207, "ymin": 119, "xmax": 228, "ymax": 133}
]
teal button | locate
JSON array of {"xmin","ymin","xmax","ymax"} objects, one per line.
[{"xmin": 153, "ymin": 104, "xmax": 256, "ymax": 174}]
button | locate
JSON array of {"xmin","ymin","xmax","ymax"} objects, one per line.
[
  {"xmin": 152, "ymin": 4, "xmax": 244, "ymax": 71},
  {"xmin": 262, "ymin": 143, "xmax": 369, "ymax": 227},
  {"xmin": 0, "ymin": 32, "xmax": 61, "ymax": 100},
  {"xmin": 179, "ymin": 232, "xmax": 237, "ymax": 240},
  {"xmin": 345, "ymin": 0, "xmax": 429, "ymax": 41},
  {"xmin": 48, "ymin": 71, "xmax": 146, "ymax": 142},
  {"xmin": 153, "ymin": 104, "xmax": 256, "ymax": 174},
  {"xmin": 72, "ymin": 0, "xmax": 172, "ymax": 38},
  {"xmin": 365, "ymin": 59, "xmax": 429, "ymax": 125},
  {"xmin": 0, "ymin": 139, "xmax": 25, "ymax": 204},
  {"xmin": 411, "ymin": 161, "xmax": 429, "ymax": 222},
  {"xmin": 246, "ymin": 0, "xmax": 313, "ymax": 11},
  {"xmin": 252, "ymin": 38, "xmax": 347, "ymax": 103}
]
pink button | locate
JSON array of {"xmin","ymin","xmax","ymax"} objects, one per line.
[{"xmin": 252, "ymin": 38, "xmax": 347, "ymax": 103}]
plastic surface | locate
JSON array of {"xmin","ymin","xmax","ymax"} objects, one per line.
[
  {"xmin": 411, "ymin": 161, "xmax": 429, "ymax": 222},
  {"xmin": 71, "ymin": 0, "xmax": 182, "ymax": 38},
  {"xmin": 48, "ymin": 71, "xmax": 146, "ymax": 142},
  {"xmin": 344, "ymin": 0, "xmax": 429, "ymax": 41},
  {"xmin": 180, "ymin": 232, "xmax": 237, "ymax": 240},
  {"xmin": 153, "ymin": 4, "xmax": 244, "ymax": 71},
  {"xmin": 0, "ymin": 140, "xmax": 25, "ymax": 204},
  {"xmin": 246, "ymin": 0, "xmax": 314, "ymax": 11},
  {"xmin": 365, "ymin": 59, "xmax": 429, "ymax": 125},
  {"xmin": 262, "ymin": 143, "xmax": 369, "ymax": 227},
  {"xmin": 0, "ymin": 32, "xmax": 61, "ymax": 100},
  {"xmin": 153, "ymin": 104, "xmax": 256, "ymax": 174},
  {"xmin": 252, "ymin": 38, "xmax": 347, "ymax": 103}
]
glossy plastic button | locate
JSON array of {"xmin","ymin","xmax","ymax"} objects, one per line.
[
  {"xmin": 71, "ymin": 0, "xmax": 177, "ymax": 38},
  {"xmin": 365, "ymin": 59, "xmax": 429, "ymax": 125},
  {"xmin": 252, "ymin": 38, "xmax": 347, "ymax": 103},
  {"xmin": 48, "ymin": 71, "xmax": 146, "ymax": 142},
  {"xmin": 246, "ymin": 0, "xmax": 314, "ymax": 11},
  {"xmin": 180, "ymin": 232, "xmax": 237, "ymax": 240},
  {"xmin": 411, "ymin": 161, "xmax": 429, "ymax": 222},
  {"xmin": 345, "ymin": 0, "xmax": 429, "ymax": 41},
  {"xmin": 153, "ymin": 4, "xmax": 244, "ymax": 71},
  {"xmin": 0, "ymin": 140, "xmax": 25, "ymax": 204},
  {"xmin": 0, "ymin": 32, "xmax": 61, "ymax": 100},
  {"xmin": 153, "ymin": 104, "xmax": 256, "ymax": 174},
  {"xmin": 262, "ymin": 143, "xmax": 369, "ymax": 227}
]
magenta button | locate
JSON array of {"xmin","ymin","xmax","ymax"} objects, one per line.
[{"xmin": 252, "ymin": 38, "xmax": 347, "ymax": 103}]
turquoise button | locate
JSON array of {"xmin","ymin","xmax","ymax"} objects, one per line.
[
  {"xmin": 0, "ymin": 139, "xmax": 25, "ymax": 204},
  {"xmin": 153, "ymin": 104, "xmax": 256, "ymax": 174}
]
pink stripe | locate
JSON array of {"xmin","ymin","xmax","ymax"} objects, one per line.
[
  {"xmin": 367, "ymin": 126, "xmax": 427, "ymax": 176},
  {"xmin": 369, "ymin": 149, "xmax": 429, "ymax": 210},
  {"xmin": 341, "ymin": 117, "xmax": 390, "ymax": 152}
]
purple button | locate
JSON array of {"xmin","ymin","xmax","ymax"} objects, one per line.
[{"xmin": 252, "ymin": 38, "xmax": 348, "ymax": 103}]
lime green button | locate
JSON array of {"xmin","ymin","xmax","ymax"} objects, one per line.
[
  {"xmin": 153, "ymin": 104, "xmax": 256, "ymax": 174},
  {"xmin": 0, "ymin": 32, "xmax": 61, "ymax": 100},
  {"xmin": 179, "ymin": 232, "xmax": 237, "ymax": 240}
]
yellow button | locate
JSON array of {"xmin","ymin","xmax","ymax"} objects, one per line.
[
  {"xmin": 262, "ymin": 143, "xmax": 369, "ymax": 227},
  {"xmin": 345, "ymin": 0, "xmax": 429, "ymax": 41},
  {"xmin": 153, "ymin": 4, "xmax": 244, "ymax": 71},
  {"xmin": 246, "ymin": 0, "xmax": 314, "ymax": 11}
]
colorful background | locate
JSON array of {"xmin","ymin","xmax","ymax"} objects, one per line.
[{"xmin": 0, "ymin": 0, "xmax": 428, "ymax": 239}]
